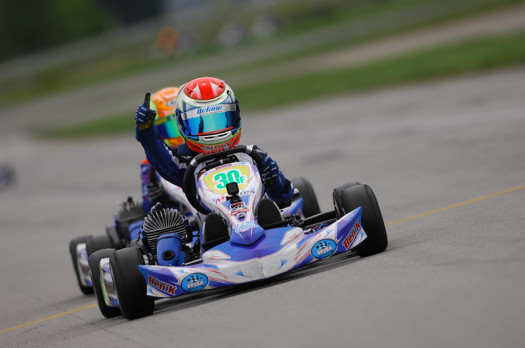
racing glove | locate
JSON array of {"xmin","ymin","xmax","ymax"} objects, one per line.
[
  {"xmin": 135, "ymin": 93, "xmax": 156, "ymax": 131},
  {"xmin": 260, "ymin": 155, "xmax": 281, "ymax": 187},
  {"xmin": 253, "ymin": 146, "xmax": 285, "ymax": 191},
  {"xmin": 253, "ymin": 146, "xmax": 294, "ymax": 205}
]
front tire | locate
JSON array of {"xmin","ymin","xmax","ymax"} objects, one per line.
[
  {"xmin": 88, "ymin": 249, "xmax": 121, "ymax": 318},
  {"xmin": 291, "ymin": 177, "xmax": 321, "ymax": 217},
  {"xmin": 333, "ymin": 183, "xmax": 387, "ymax": 257},
  {"xmin": 69, "ymin": 235, "xmax": 94, "ymax": 295},
  {"xmin": 110, "ymin": 247, "xmax": 154, "ymax": 320}
]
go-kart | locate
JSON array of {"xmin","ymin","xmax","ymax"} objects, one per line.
[
  {"xmin": 90, "ymin": 145, "xmax": 388, "ymax": 319},
  {"xmin": 68, "ymin": 168, "xmax": 196, "ymax": 295}
]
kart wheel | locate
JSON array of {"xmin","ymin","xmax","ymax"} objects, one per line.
[
  {"xmin": 88, "ymin": 249, "xmax": 121, "ymax": 318},
  {"xmin": 333, "ymin": 183, "xmax": 387, "ymax": 257},
  {"xmin": 106, "ymin": 224, "xmax": 125, "ymax": 249},
  {"xmin": 69, "ymin": 235, "xmax": 94, "ymax": 295},
  {"xmin": 332, "ymin": 182, "xmax": 360, "ymax": 217},
  {"xmin": 110, "ymin": 247, "xmax": 154, "ymax": 320},
  {"xmin": 291, "ymin": 177, "xmax": 321, "ymax": 217},
  {"xmin": 86, "ymin": 234, "xmax": 113, "ymax": 256}
]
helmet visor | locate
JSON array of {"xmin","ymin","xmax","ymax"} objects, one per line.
[
  {"xmin": 180, "ymin": 104, "xmax": 240, "ymax": 137},
  {"xmin": 155, "ymin": 115, "xmax": 181, "ymax": 140}
]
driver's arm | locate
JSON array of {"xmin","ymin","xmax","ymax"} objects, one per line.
[{"xmin": 136, "ymin": 124, "xmax": 186, "ymax": 188}]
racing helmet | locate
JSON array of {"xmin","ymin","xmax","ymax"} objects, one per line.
[
  {"xmin": 175, "ymin": 77, "xmax": 241, "ymax": 154},
  {"xmin": 151, "ymin": 87, "xmax": 184, "ymax": 148}
]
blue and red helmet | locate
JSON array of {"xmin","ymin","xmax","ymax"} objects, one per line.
[{"xmin": 175, "ymin": 77, "xmax": 241, "ymax": 154}]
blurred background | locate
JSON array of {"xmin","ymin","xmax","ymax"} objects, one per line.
[
  {"xmin": 1, "ymin": 0, "xmax": 524, "ymax": 138},
  {"xmin": 2, "ymin": 1, "xmax": 525, "ymax": 347}
]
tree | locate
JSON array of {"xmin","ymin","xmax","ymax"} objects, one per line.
[{"xmin": 0, "ymin": 0, "xmax": 113, "ymax": 61}]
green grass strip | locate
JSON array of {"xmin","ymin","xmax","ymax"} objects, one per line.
[
  {"xmin": 42, "ymin": 29, "xmax": 525, "ymax": 139},
  {"xmin": 237, "ymin": 30, "xmax": 525, "ymax": 109},
  {"xmin": 40, "ymin": 112, "xmax": 133, "ymax": 139}
]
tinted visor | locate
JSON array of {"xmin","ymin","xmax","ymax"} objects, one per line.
[
  {"xmin": 181, "ymin": 105, "xmax": 240, "ymax": 137},
  {"xmin": 155, "ymin": 115, "xmax": 181, "ymax": 140}
]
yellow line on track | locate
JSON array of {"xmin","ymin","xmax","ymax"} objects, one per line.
[
  {"xmin": 386, "ymin": 184, "xmax": 525, "ymax": 226},
  {"xmin": 0, "ymin": 304, "xmax": 97, "ymax": 334},
  {"xmin": 2, "ymin": 184, "xmax": 524, "ymax": 334}
]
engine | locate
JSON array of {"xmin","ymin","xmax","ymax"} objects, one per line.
[
  {"xmin": 141, "ymin": 203, "xmax": 188, "ymax": 253},
  {"xmin": 115, "ymin": 197, "xmax": 146, "ymax": 242}
]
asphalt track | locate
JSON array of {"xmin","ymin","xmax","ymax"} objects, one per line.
[{"xmin": 1, "ymin": 67, "xmax": 525, "ymax": 347}]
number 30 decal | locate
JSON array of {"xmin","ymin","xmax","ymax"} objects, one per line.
[{"xmin": 213, "ymin": 169, "xmax": 246, "ymax": 190}]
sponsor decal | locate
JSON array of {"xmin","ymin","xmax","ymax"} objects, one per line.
[
  {"xmin": 147, "ymin": 275, "xmax": 176, "ymax": 295},
  {"xmin": 201, "ymin": 139, "xmax": 237, "ymax": 154},
  {"xmin": 239, "ymin": 189, "xmax": 254, "ymax": 196},
  {"xmin": 215, "ymin": 195, "xmax": 228, "ymax": 204},
  {"xmin": 343, "ymin": 221, "xmax": 361, "ymax": 250},
  {"xmin": 181, "ymin": 273, "xmax": 209, "ymax": 292},
  {"xmin": 233, "ymin": 220, "xmax": 258, "ymax": 233},
  {"xmin": 215, "ymin": 163, "xmax": 233, "ymax": 171},
  {"xmin": 311, "ymin": 239, "xmax": 337, "ymax": 259},
  {"xmin": 196, "ymin": 105, "xmax": 223, "ymax": 115}
]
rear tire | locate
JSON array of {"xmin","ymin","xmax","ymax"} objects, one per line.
[
  {"xmin": 69, "ymin": 235, "xmax": 94, "ymax": 295},
  {"xmin": 88, "ymin": 249, "xmax": 121, "ymax": 318},
  {"xmin": 86, "ymin": 234, "xmax": 113, "ymax": 256},
  {"xmin": 110, "ymin": 247, "xmax": 154, "ymax": 320},
  {"xmin": 291, "ymin": 177, "xmax": 321, "ymax": 217},
  {"xmin": 333, "ymin": 183, "xmax": 387, "ymax": 257}
]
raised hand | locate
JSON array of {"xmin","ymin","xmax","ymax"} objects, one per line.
[{"xmin": 135, "ymin": 92, "xmax": 156, "ymax": 131}]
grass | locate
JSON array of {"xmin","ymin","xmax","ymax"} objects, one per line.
[
  {"xmin": 237, "ymin": 30, "xmax": 525, "ymax": 109},
  {"xmin": 230, "ymin": 0, "xmax": 524, "ymax": 73},
  {"xmin": 40, "ymin": 111, "xmax": 134, "ymax": 139},
  {"xmin": 3, "ymin": 0, "xmax": 523, "ymax": 107},
  {"xmin": 41, "ymin": 29, "xmax": 525, "ymax": 139}
]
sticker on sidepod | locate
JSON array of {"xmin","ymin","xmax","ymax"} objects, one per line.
[
  {"xmin": 181, "ymin": 273, "xmax": 209, "ymax": 292},
  {"xmin": 343, "ymin": 220, "xmax": 362, "ymax": 250},
  {"xmin": 203, "ymin": 164, "xmax": 250, "ymax": 194},
  {"xmin": 311, "ymin": 239, "xmax": 337, "ymax": 259},
  {"xmin": 147, "ymin": 275, "xmax": 176, "ymax": 295}
]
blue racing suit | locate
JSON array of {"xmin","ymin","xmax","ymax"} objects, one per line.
[{"xmin": 135, "ymin": 125, "xmax": 294, "ymax": 205}]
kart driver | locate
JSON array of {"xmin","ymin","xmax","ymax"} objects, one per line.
[
  {"xmin": 135, "ymin": 76, "xmax": 294, "ymax": 207},
  {"xmin": 140, "ymin": 87, "xmax": 192, "ymax": 215}
]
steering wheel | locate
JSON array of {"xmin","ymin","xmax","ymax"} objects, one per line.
[{"xmin": 182, "ymin": 145, "xmax": 265, "ymax": 214}]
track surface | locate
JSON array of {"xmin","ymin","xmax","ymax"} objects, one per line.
[{"xmin": 1, "ymin": 68, "xmax": 525, "ymax": 347}]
